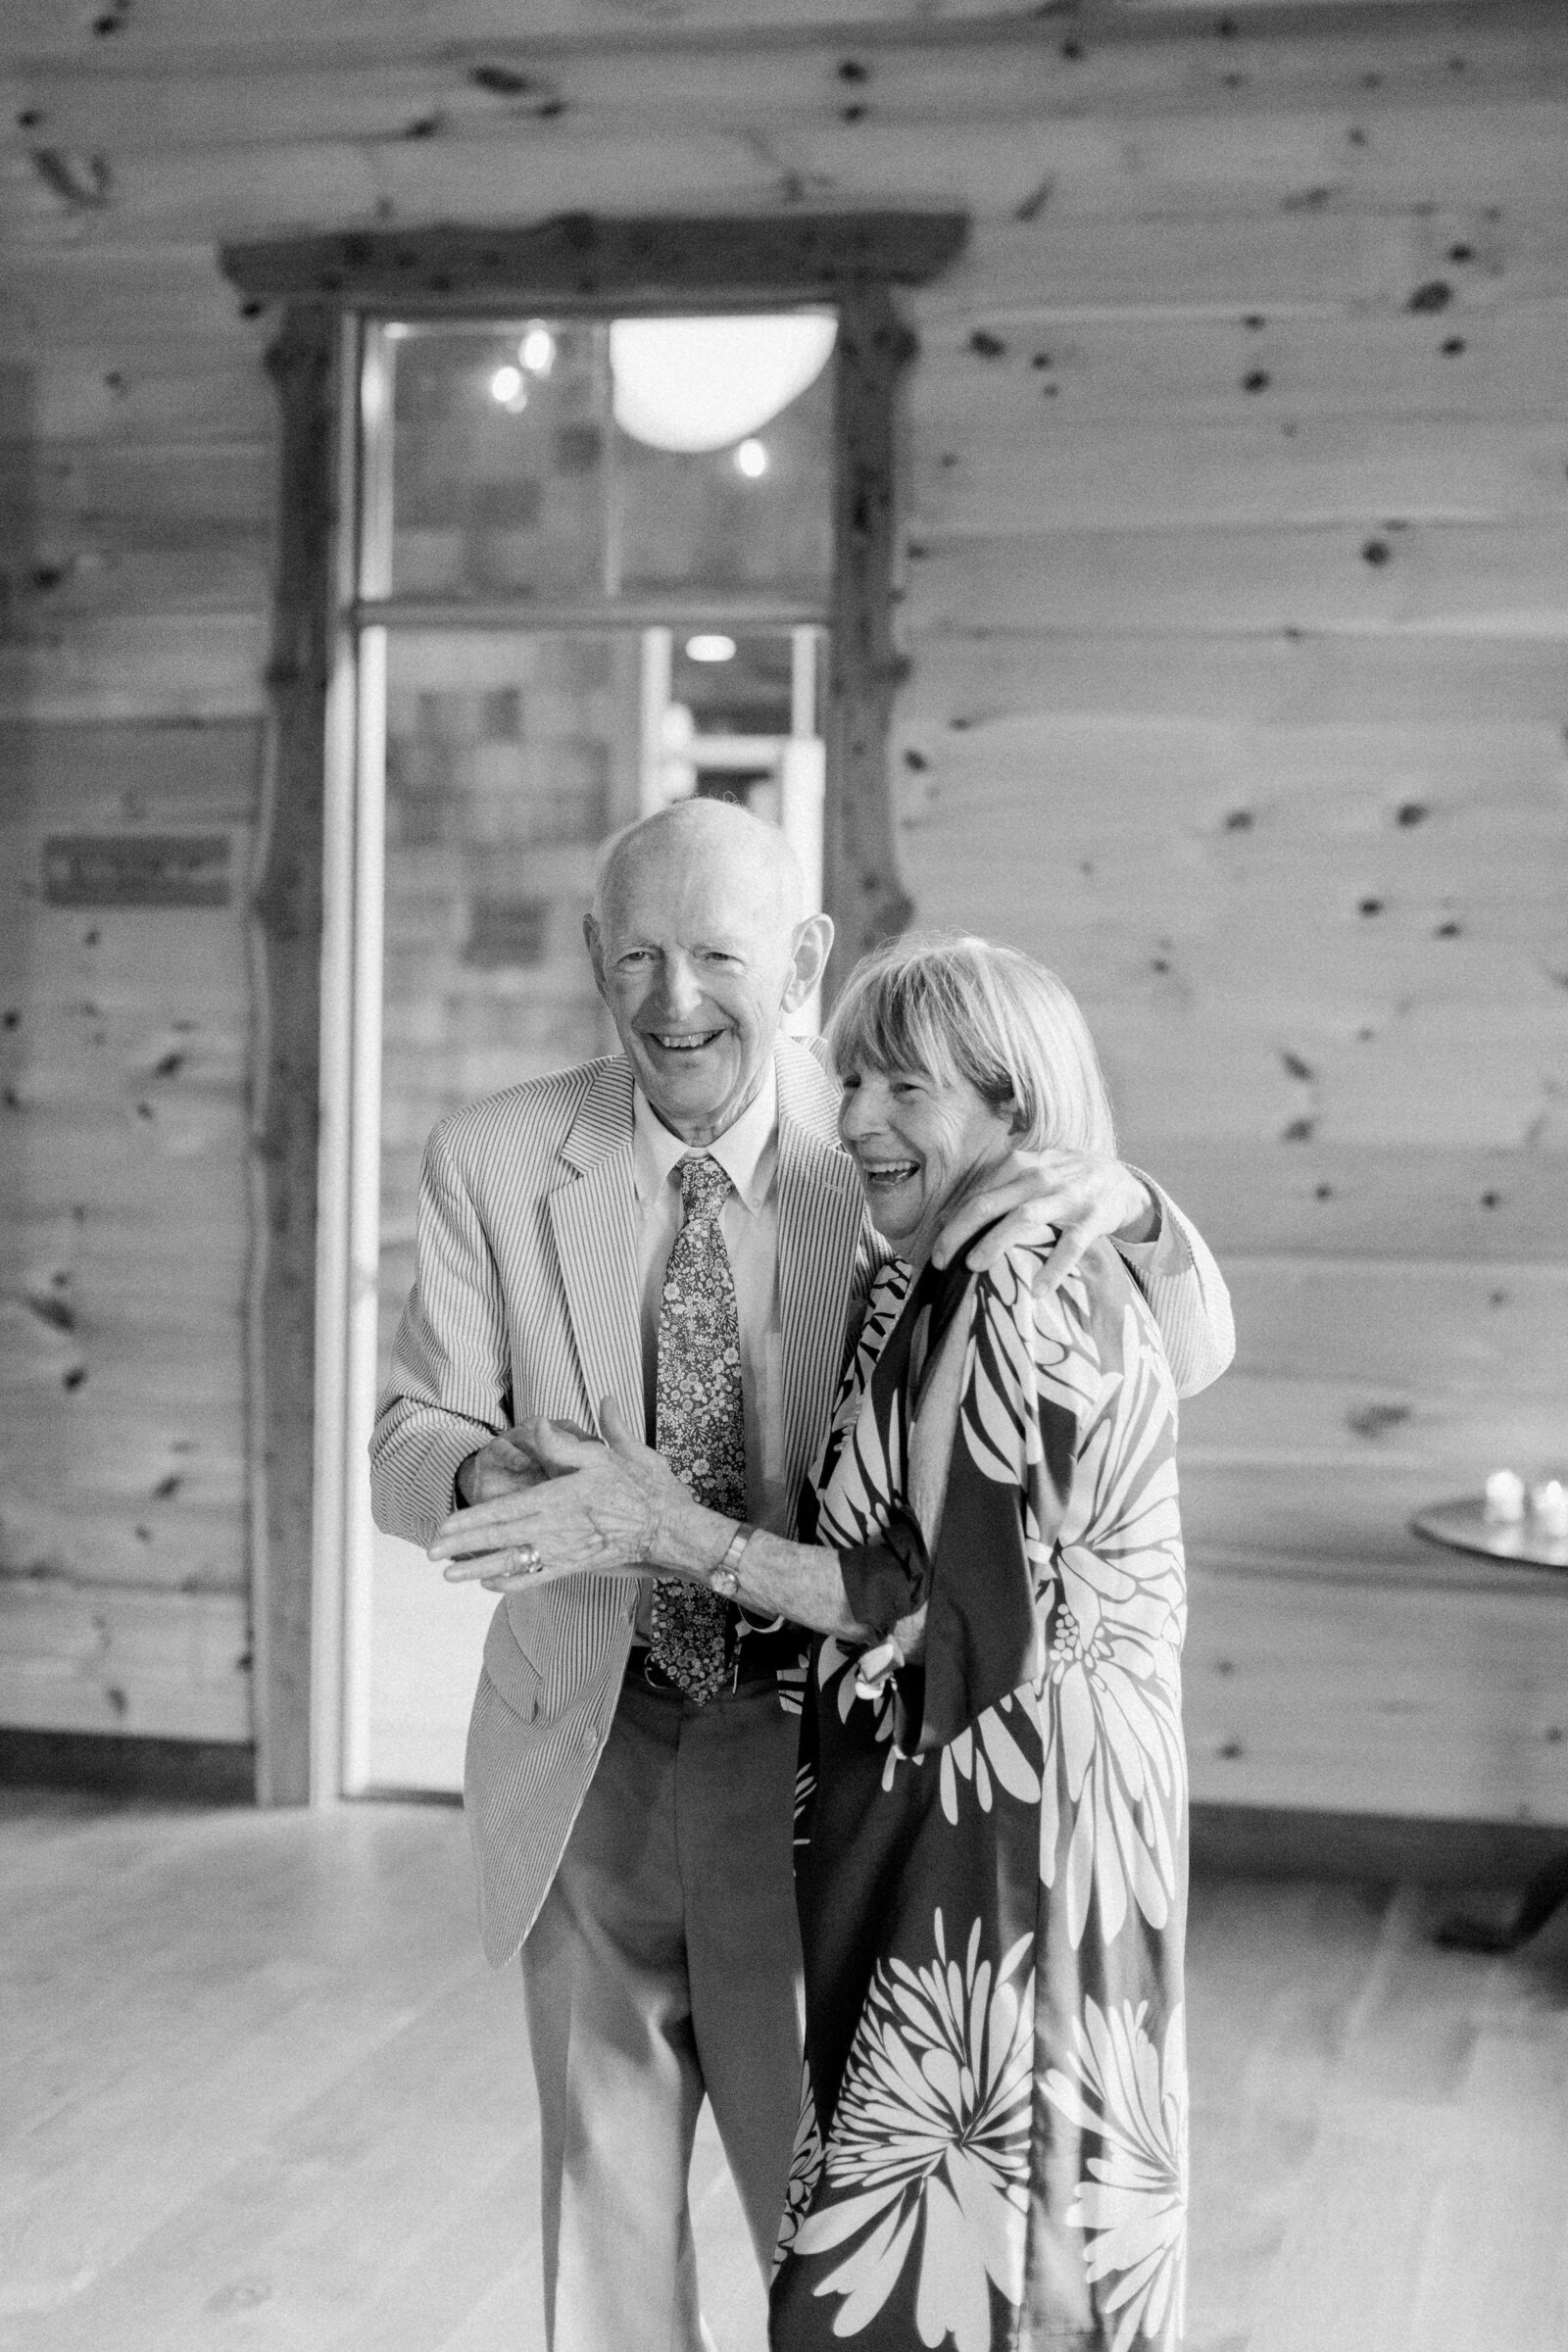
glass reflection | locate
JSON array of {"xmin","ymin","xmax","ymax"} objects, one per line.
[{"xmin": 379, "ymin": 314, "xmax": 834, "ymax": 605}]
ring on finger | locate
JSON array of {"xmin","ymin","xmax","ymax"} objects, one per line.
[{"xmin": 512, "ymin": 1544, "xmax": 542, "ymax": 1577}]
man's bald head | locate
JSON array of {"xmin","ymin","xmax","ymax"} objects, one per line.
[
  {"xmin": 592, "ymin": 797, "xmax": 807, "ymax": 938},
  {"xmin": 584, "ymin": 797, "xmax": 831, "ymax": 1146}
]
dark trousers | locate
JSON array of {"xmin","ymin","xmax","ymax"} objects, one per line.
[{"xmin": 521, "ymin": 1668, "xmax": 804, "ymax": 2351}]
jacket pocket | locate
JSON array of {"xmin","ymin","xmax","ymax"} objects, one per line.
[{"xmin": 481, "ymin": 1596, "xmax": 546, "ymax": 1726}]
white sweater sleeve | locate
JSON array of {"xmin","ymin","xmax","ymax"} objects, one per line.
[{"xmin": 1114, "ymin": 1170, "xmax": 1236, "ymax": 1398}]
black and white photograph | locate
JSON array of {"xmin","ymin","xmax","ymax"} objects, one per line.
[{"xmin": 2, "ymin": 4, "xmax": 1566, "ymax": 2348}]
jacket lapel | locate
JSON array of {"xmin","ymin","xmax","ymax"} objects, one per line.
[
  {"xmin": 544, "ymin": 1041, "xmax": 865, "ymax": 1491},
  {"xmin": 775, "ymin": 1046, "xmax": 868, "ymax": 1519},
  {"xmin": 546, "ymin": 1060, "xmax": 644, "ymax": 1435}
]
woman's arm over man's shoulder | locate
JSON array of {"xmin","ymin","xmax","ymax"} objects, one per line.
[
  {"xmin": 918, "ymin": 1145, "xmax": 1232, "ymax": 1400},
  {"xmin": 1112, "ymin": 1170, "xmax": 1235, "ymax": 1397}
]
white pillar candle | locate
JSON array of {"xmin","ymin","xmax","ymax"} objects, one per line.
[
  {"xmin": 1484, "ymin": 1469, "xmax": 1527, "ymax": 1524},
  {"xmin": 1529, "ymin": 1480, "xmax": 1568, "ymax": 1540}
]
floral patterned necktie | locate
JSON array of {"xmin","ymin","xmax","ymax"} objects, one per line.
[{"xmin": 649, "ymin": 1153, "xmax": 746, "ymax": 1701}]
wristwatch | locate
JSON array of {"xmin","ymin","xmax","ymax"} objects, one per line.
[{"xmin": 709, "ymin": 1522, "xmax": 755, "ymax": 1598}]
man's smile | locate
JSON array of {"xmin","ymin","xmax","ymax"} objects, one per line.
[{"xmin": 644, "ymin": 1028, "xmax": 727, "ymax": 1054}]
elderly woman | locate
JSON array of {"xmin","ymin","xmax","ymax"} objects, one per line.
[
  {"xmin": 769, "ymin": 938, "xmax": 1188, "ymax": 2352},
  {"xmin": 437, "ymin": 936, "xmax": 1188, "ymax": 2352}
]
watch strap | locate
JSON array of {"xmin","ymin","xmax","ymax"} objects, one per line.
[{"xmin": 709, "ymin": 1521, "xmax": 755, "ymax": 1598}]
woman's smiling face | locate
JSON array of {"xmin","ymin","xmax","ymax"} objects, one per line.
[{"xmin": 837, "ymin": 1062, "xmax": 1017, "ymax": 1263}]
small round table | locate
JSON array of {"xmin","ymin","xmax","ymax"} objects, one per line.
[
  {"xmin": 1412, "ymin": 1496, "xmax": 1568, "ymax": 1574},
  {"xmin": 1412, "ymin": 1495, "xmax": 1568, "ymax": 1949}
]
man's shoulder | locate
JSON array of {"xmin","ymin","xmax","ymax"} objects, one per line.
[
  {"xmin": 775, "ymin": 1033, "xmax": 846, "ymax": 1150},
  {"xmin": 431, "ymin": 1055, "xmax": 631, "ymax": 1166}
]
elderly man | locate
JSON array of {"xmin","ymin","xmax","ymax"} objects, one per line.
[{"xmin": 371, "ymin": 799, "xmax": 1231, "ymax": 2352}]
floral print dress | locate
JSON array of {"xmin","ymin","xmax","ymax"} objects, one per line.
[{"xmin": 771, "ymin": 1241, "xmax": 1189, "ymax": 2352}]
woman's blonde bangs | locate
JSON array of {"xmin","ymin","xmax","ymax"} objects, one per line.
[
  {"xmin": 827, "ymin": 947, "xmax": 972, "ymax": 1101},
  {"xmin": 827, "ymin": 934, "xmax": 1115, "ymax": 1157}
]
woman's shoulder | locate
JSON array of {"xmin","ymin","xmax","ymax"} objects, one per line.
[
  {"xmin": 979, "ymin": 1231, "xmax": 1135, "ymax": 1306},
  {"xmin": 979, "ymin": 1234, "xmax": 1165, "ymax": 1371}
]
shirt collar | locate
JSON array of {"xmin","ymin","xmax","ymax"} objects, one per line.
[{"xmin": 632, "ymin": 1057, "xmax": 779, "ymax": 1216}]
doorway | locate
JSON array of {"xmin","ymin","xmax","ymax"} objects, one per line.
[{"xmin": 331, "ymin": 312, "xmax": 834, "ymax": 1791}]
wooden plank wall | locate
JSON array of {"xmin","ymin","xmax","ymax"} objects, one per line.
[
  {"xmin": 0, "ymin": 722, "xmax": 258, "ymax": 1739},
  {"xmin": 0, "ymin": 0, "xmax": 1564, "ymax": 1817}
]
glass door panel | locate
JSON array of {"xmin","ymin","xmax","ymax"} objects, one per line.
[
  {"xmin": 379, "ymin": 313, "xmax": 835, "ymax": 609},
  {"xmin": 338, "ymin": 308, "xmax": 835, "ymax": 1795},
  {"xmin": 357, "ymin": 628, "xmax": 637, "ymax": 1790}
]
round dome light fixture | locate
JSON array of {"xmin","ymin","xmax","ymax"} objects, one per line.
[
  {"xmin": 610, "ymin": 312, "xmax": 836, "ymax": 455},
  {"xmin": 684, "ymin": 634, "xmax": 737, "ymax": 663}
]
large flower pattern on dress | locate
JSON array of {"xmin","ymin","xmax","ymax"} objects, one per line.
[
  {"xmin": 789, "ymin": 1912, "xmax": 1034, "ymax": 2351},
  {"xmin": 776, "ymin": 2059, "xmax": 828, "ymax": 2276},
  {"xmin": 781, "ymin": 1246, "xmax": 1188, "ymax": 2349},
  {"xmin": 957, "ymin": 1265, "xmax": 1187, "ymax": 1950},
  {"xmin": 824, "ymin": 1256, "xmax": 1187, "ymax": 1953},
  {"xmin": 808, "ymin": 1270, "xmax": 1189, "ymax": 1947},
  {"xmin": 813, "ymin": 1265, "xmax": 915, "ymax": 1541},
  {"xmin": 1041, "ymin": 1996, "xmax": 1189, "ymax": 2352},
  {"xmin": 935, "ymin": 1693, "xmax": 1043, "ymax": 1827}
]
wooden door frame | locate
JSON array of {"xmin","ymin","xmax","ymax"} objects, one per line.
[{"xmin": 220, "ymin": 210, "xmax": 966, "ymax": 1804}]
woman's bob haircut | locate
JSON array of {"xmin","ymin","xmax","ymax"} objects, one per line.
[{"xmin": 826, "ymin": 933, "xmax": 1116, "ymax": 1157}]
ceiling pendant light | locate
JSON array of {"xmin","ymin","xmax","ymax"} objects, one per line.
[
  {"xmin": 610, "ymin": 312, "xmax": 837, "ymax": 455},
  {"xmin": 518, "ymin": 322, "xmax": 556, "ymax": 376}
]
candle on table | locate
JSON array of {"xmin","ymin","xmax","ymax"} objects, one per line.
[{"xmin": 1529, "ymin": 1480, "xmax": 1568, "ymax": 1540}]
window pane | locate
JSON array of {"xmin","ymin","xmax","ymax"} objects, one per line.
[
  {"xmin": 375, "ymin": 314, "xmax": 834, "ymax": 605},
  {"xmin": 616, "ymin": 362, "xmax": 834, "ymax": 596},
  {"xmin": 675, "ymin": 628, "xmax": 795, "ymax": 734},
  {"xmin": 658, "ymin": 628, "xmax": 795, "ymax": 820},
  {"xmin": 388, "ymin": 324, "xmax": 607, "ymax": 600},
  {"xmin": 377, "ymin": 627, "xmax": 638, "ymax": 1298}
]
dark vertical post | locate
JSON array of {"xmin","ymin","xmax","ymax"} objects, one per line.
[
  {"xmin": 824, "ymin": 281, "xmax": 915, "ymax": 996},
  {"xmin": 250, "ymin": 302, "xmax": 336, "ymax": 1805}
]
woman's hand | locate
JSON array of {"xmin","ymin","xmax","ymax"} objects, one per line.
[
  {"xmin": 456, "ymin": 1425, "xmax": 549, "ymax": 1507},
  {"xmin": 430, "ymin": 1397, "xmax": 693, "ymax": 1594},
  {"xmin": 931, "ymin": 1147, "xmax": 1157, "ymax": 1287}
]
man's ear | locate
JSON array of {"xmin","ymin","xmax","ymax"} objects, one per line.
[
  {"xmin": 583, "ymin": 911, "xmax": 610, "ymax": 1004},
  {"xmin": 782, "ymin": 911, "xmax": 834, "ymax": 1011}
]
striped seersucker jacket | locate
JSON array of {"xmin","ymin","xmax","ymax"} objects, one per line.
[
  {"xmin": 369, "ymin": 1036, "xmax": 1234, "ymax": 1967},
  {"xmin": 370, "ymin": 1038, "xmax": 877, "ymax": 1965}
]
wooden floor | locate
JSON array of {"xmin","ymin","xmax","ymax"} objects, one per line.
[{"xmin": 2, "ymin": 1793, "xmax": 1565, "ymax": 2352}]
